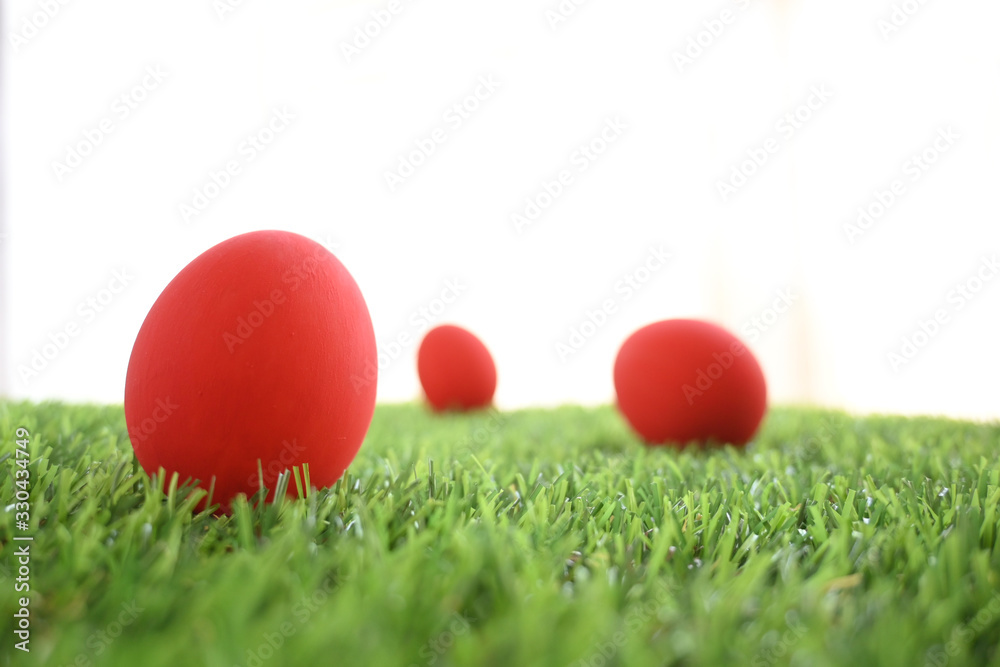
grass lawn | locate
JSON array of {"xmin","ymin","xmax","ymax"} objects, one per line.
[{"xmin": 2, "ymin": 401, "xmax": 1000, "ymax": 667}]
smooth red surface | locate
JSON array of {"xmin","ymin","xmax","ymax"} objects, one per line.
[
  {"xmin": 124, "ymin": 230, "xmax": 377, "ymax": 511},
  {"xmin": 613, "ymin": 319, "xmax": 767, "ymax": 446},
  {"xmin": 417, "ymin": 325, "xmax": 497, "ymax": 412}
]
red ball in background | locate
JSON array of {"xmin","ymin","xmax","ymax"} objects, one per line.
[
  {"xmin": 124, "ymin": 230, "xmax": 377, "ymax": 511},
  {"xmin": 613, "ymin": 319, "xmax": 767, "ymax": 446},
  {"xmin": 417, "ymin": 325, "xmax": 497, "ymax": 412}
]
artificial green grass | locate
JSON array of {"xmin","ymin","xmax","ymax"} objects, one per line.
[{"xmin": 1, "ymin": 401, "xmax": 1000, "ymax": 667}]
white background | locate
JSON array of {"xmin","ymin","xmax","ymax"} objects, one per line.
[{"xmin": 2, "ymin": 0, "xmax": 999, "ymax": 420}]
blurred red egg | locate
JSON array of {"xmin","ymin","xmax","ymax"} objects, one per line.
[
  {"xmin": 417, "ymin": 325, "xmax": 496, "ymax": 412},
  {"xmin": 124, "ymin": 230, "xmax": 377, "ymax": 511},
  {"xmin": 613, "ymin": 319, "xmax": 766, "ymax": 446}
]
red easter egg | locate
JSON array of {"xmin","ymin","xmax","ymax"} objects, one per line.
[
  {"xmin": 417, "ymin": 325, "xmax": 497, "ymax": 412},
  {"xmin": 613, "ymin": 319, "xmax": 766, "ymax": 446},
  {"xmin": 124, "ymin": 230, "xmax": 377, "ymax": 511}
]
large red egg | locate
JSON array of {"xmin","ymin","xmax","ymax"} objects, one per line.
[
  {"xmin": 124, "ymin": 230, "xmax": 376, "ymax": 511},
  {"xmin": 613, "ymin": 319, "xmax": 766, "ymax": 446},
  {"xmin": 417, "ymin": 325, "xmax": 496, "ymax": 412}
]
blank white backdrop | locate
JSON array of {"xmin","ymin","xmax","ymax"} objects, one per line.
[{"xmin": 2, "ymin": 0, "xmax": 999, "ymax": 420}]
